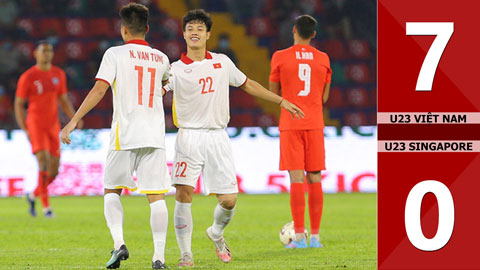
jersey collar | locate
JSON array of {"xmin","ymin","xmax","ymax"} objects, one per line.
[
  {"xmin": 180, "ymin": 51, "xmax": 213, "ymax": 64},
  {"xmin": 126, "ymin": 39, "xmax": 150, "ymax": 46}
]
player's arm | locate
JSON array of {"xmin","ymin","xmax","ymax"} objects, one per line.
[
  {"xmin": 61, "ymin": 80, "xmax": 109, "ymax": 144},
  {"xmin": 13, "ymin": 96, "xmax": 28, "ymax": 136},
  {"xmin": 58, "ymin": 93, "xmax": 84, "ymax": 129},
  {"xmin": 241, "ymin": 79, "xmax": 304, "ymax": 119},
  {"xmin": 323, "ymin": 82, "xmax": 331, "ymax": 104}
]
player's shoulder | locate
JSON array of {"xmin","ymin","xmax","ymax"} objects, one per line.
[
  {"xmin": 272, "ymin": 47, "xmax": 294, "ymax": 61},
  {"xmin": 209, "ymin": 51, "xmax": 228, "ymax": 60},
  {"xmin": 19, "ymin": 66, "xmax": 38, "ymax": 79},
  {"xmin": 51, "ymin": 65, "xmax": 66, "ymax": 74}
]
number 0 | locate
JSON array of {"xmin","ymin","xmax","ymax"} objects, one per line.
[
  {"xmin": 406, "ymin": 22, "xmax": 453, "ymax": 91},
  {"xmin": 404, "ymin": 180, "xmax": 454, "ymax": 251}
]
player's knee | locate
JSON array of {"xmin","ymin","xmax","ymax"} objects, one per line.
[
  {"xmin": 219, "ymin": 197, "xmax": 236, "ymax": 210},
  {"xmin": 175, "ymin": 185, "xmax": 193, "ymax": 203},
  {"xmin": 49, "ymin": 169, "xmax": 59, "ymax": 178},
  {"xmin": 36, "ymin": 154, "xmax": 48, "ymax": 171},
  {"xmin": 306, "ymin": 171, "xmax": 322, "ymax": 183}
]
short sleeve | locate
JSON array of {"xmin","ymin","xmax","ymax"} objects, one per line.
[
  {"xmin": 325, "ymin": 54, "xmax": 332, "ymax": 83},
  {"xmin": 269, "ymin": 51, "xmax": 280, "ymax": 83},
  {"xmin": 16, "ymin": 73, "xmax": 29, "ymax": 99},
  {"xmin": 162, "ymin": 59, "xmax": 171, "ymax": 82},
  {"xmin": 224, "ymin": 55, "xmax": 247, "ymax": 87},
  {"xmin": 59, "ymin": 69, "xmax": 68, "ymax": 94},
  {"xmin": 163, "ymin": 65, "xmax": 175, "ymax": 92},
  {"xmin": 95, "ymin": 48, "xmax": 116, "ymax": 86}
]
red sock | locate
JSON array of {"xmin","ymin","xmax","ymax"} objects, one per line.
[
  {"xmin": 47, "ymin": 175, "xmax": 56, "ymax": 185},
  {"xmin": 308, "ymin": 182, "xmax": 324, "ymax": 235},
  {"xmin": 290, "ymin": 182, "xmax": 305, "ymax": 234},
  {"xmin": 34, "ymin": 171, "xmax": 50, "ymax": 208}
]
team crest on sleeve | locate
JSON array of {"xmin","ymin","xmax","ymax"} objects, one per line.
[
  {"xmin": 213, "ymin": 63, "xmax": 222, "ymax": 69},
  {"xmin": 52, "ymin": 77, "xmax": 59, "ymax": 85}
]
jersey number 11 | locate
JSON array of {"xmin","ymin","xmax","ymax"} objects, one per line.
[{"xmin": 135, "ymin": 65, "xmax": 156, "ymax": 108}]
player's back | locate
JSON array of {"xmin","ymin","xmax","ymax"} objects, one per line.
[
  {"xmin": 95, "ymin": 40, "xmax": 170, "ymax": 150},
  {"xmin": 271, "ymin": 44, "xmax": 331, "ymax": 130}
]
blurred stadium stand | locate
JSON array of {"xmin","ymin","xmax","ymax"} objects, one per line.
[{"xmin": 0, "ymin": 0, "xmax": 376, "ymax": 131}]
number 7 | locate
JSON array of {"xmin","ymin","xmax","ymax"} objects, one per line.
[{"xmin": 406, "ymin": 22, "xmax": 454, "ymax": 91}]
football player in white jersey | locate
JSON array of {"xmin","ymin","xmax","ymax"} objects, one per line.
[
  {"xmin": 61, "ymin": 3, "xmax": 170, "ymax": 269},
  {"xmin": 166, "ymin": 9, "xmax": 304, "ymax": 267}
]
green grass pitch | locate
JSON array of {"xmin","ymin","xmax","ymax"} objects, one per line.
[{"xmin": 0, "ymin": 193, "xmax": 376, "ymax": 269}]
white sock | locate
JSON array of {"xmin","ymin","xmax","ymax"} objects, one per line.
[
  {"xmin": 104, "ymin": 193, "xmax": 125, "ymax": 250},
  {"xmin": 295, "ymin": 233, "xmax": 305, "ymax": 242},
  {"xmin": 150, "ymin": 200, "xmax": 168, "ymax": 262},
  {"xmin": 174, "ymin": 201, "xmax": 193, "ymax": 256},
  {"xmin": 311, "ymin": 234, "xmax": 320, "ymax": 241},
  {"xmin": 211, "ymin": 204, "xmax": 235, "ymax": 239}
]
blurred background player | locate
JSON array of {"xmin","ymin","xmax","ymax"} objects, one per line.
[
  {"xmin": 60, "ymin": 3, "xmax": 170, "ymax": 269},
  {"xmin": 14, "ymin": 40, "xmax": 80, "ymax": 218},
  {"xmin": 269, "ymin": 15, "xmax": 332, "ymax": 249},
  {"xmin": 167, "ymin": 9, "xmax": 304, "ymax": 267}
]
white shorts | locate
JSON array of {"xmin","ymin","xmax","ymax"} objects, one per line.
[
  {"xmin": 104, "ymin": 147, "xmax": 170, "ymax": 194},
  {"xmin": 172, "ymin": 128, "xmax": 238, "ymax": 195}
]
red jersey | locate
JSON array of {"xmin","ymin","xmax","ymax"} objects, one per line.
[
  {"xmin": 16, "ymin": 65, "xmax": 67, "ymax": 129},
  {"xmin": 270, "ymin": 44, "xmax": 332, "ymax": 130}
]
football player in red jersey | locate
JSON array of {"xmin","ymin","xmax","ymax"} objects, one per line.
[
  {"xmin": 15, "ymin": 41, "xmax": 82, "ymax": 218},
  {"xmin": 270, "ymin": 15, "xmax": 332, "ymax": 248}
]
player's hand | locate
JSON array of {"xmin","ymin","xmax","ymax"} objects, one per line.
[
  {"xmin": 280, "ymin": 99, "xmax": 305, "ymax": 119},
  {"xmin": 61, "ymin": 121, "xmax": 78, "ymax": 144}
]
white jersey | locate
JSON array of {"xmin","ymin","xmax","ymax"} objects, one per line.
[
  {"xmin": 167, "ymin": 51, "xmax": 247, "ymax": 129},
  {"xmin": 96, "ymin": 40, "xmax": 170, "ymax": 150}
]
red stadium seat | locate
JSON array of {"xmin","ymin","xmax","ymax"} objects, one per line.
[
  {"xmin": 249, "ymin": 17, "xmax": 273, "ymax": 37},
  {"xmin": 39, "ymin": 18, "xmax": 66, "ymax": 37},
  {"xmin": 86, "ymin": 41, "xmax": 100, "ymax": 55},
  {"xmin": 161, "ymin": 40, "xmax": 182, "ymax": 61},
  {"xmin": 368, "ymin": 111, "xmax": 377, "ymax": 125},
  {"xmin": 65, "ymin": 18, "xmax": 87, "ymax": 37},
  {"xmin": 15, "ymin": 41, "xmax": 34, "ymax": 60},
  {"xmin": 229, "ymin": 113, "xmax": 254, "ymax": 127},
  {"xmin": 111, "ymin": 18, "xmax": 122, "ymax": 37},
  {"xmin": 83, "ymin": 114, "xmax": 105, "ymax": 129},
  {"xmin": 67, "ymin": 90, "xmax": 83, "ymax": 109},
  {"xmin": 96, "ymin": 90, "xmax": 112, "ymax": 110},
  {"xmin": 344, "ymin": 112, "xmax": 367, "ymax": 126},
  {"xmin": 64, "ymin": 41, "xmax": 87, "ymax": 61},
  {"xmin": 325, "ymin": 87, "xmax": 343, "ymax": 108},
  {"xmin": 162, "ymin": 17, "xmax": 182, "ymax": 37},
  {"xmin": 230, "ymin": 90, "xmax": 259, "ymax": 109},
  {"xmin": 321, "ymin": 39, "xmax": 347, "ymax": 60},
  {"xmin": 347, "ymin": 40, "xmax": 371, "ymax": 59},
  {"xmin": 369, "ymin": 88, "xmax": 377, "ymax": 107},
  {"xmin": 345, "ymin": 63, "xmax": 372, "ymax": 83},
  {"xmin": 345, "ymin": 87, "xmax": 369, "ymax": 107},
  {"xmin": 87, "ymin": 18, "xmax": 112, "ymax": 37},
  {"xmin": 17, "ymin": 18, "xmax": 36, "ymax": 37}
]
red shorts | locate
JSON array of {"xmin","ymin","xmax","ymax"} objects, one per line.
[
  {"xmin": 279, "ymin": 129, "xmax": 325, "ymax": 171},
  {"xmin": 27, "ymin": 125, "xmax": 61, "ymax": 157}
]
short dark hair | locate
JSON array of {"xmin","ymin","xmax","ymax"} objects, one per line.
[
  {"xmin": 119, "ymin": 3, "xmax": 149, "ymax": 35},
  {"xmin": 294, "ymin": 15, "xmax": 317, "ymax": 39},
  {"xmin": 183, "ymin": 9, "xmax": 212, "ymax": 32},
  {"xmin": 35, "ymin": 40, "xmax": 53, "ymax": 50}
]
